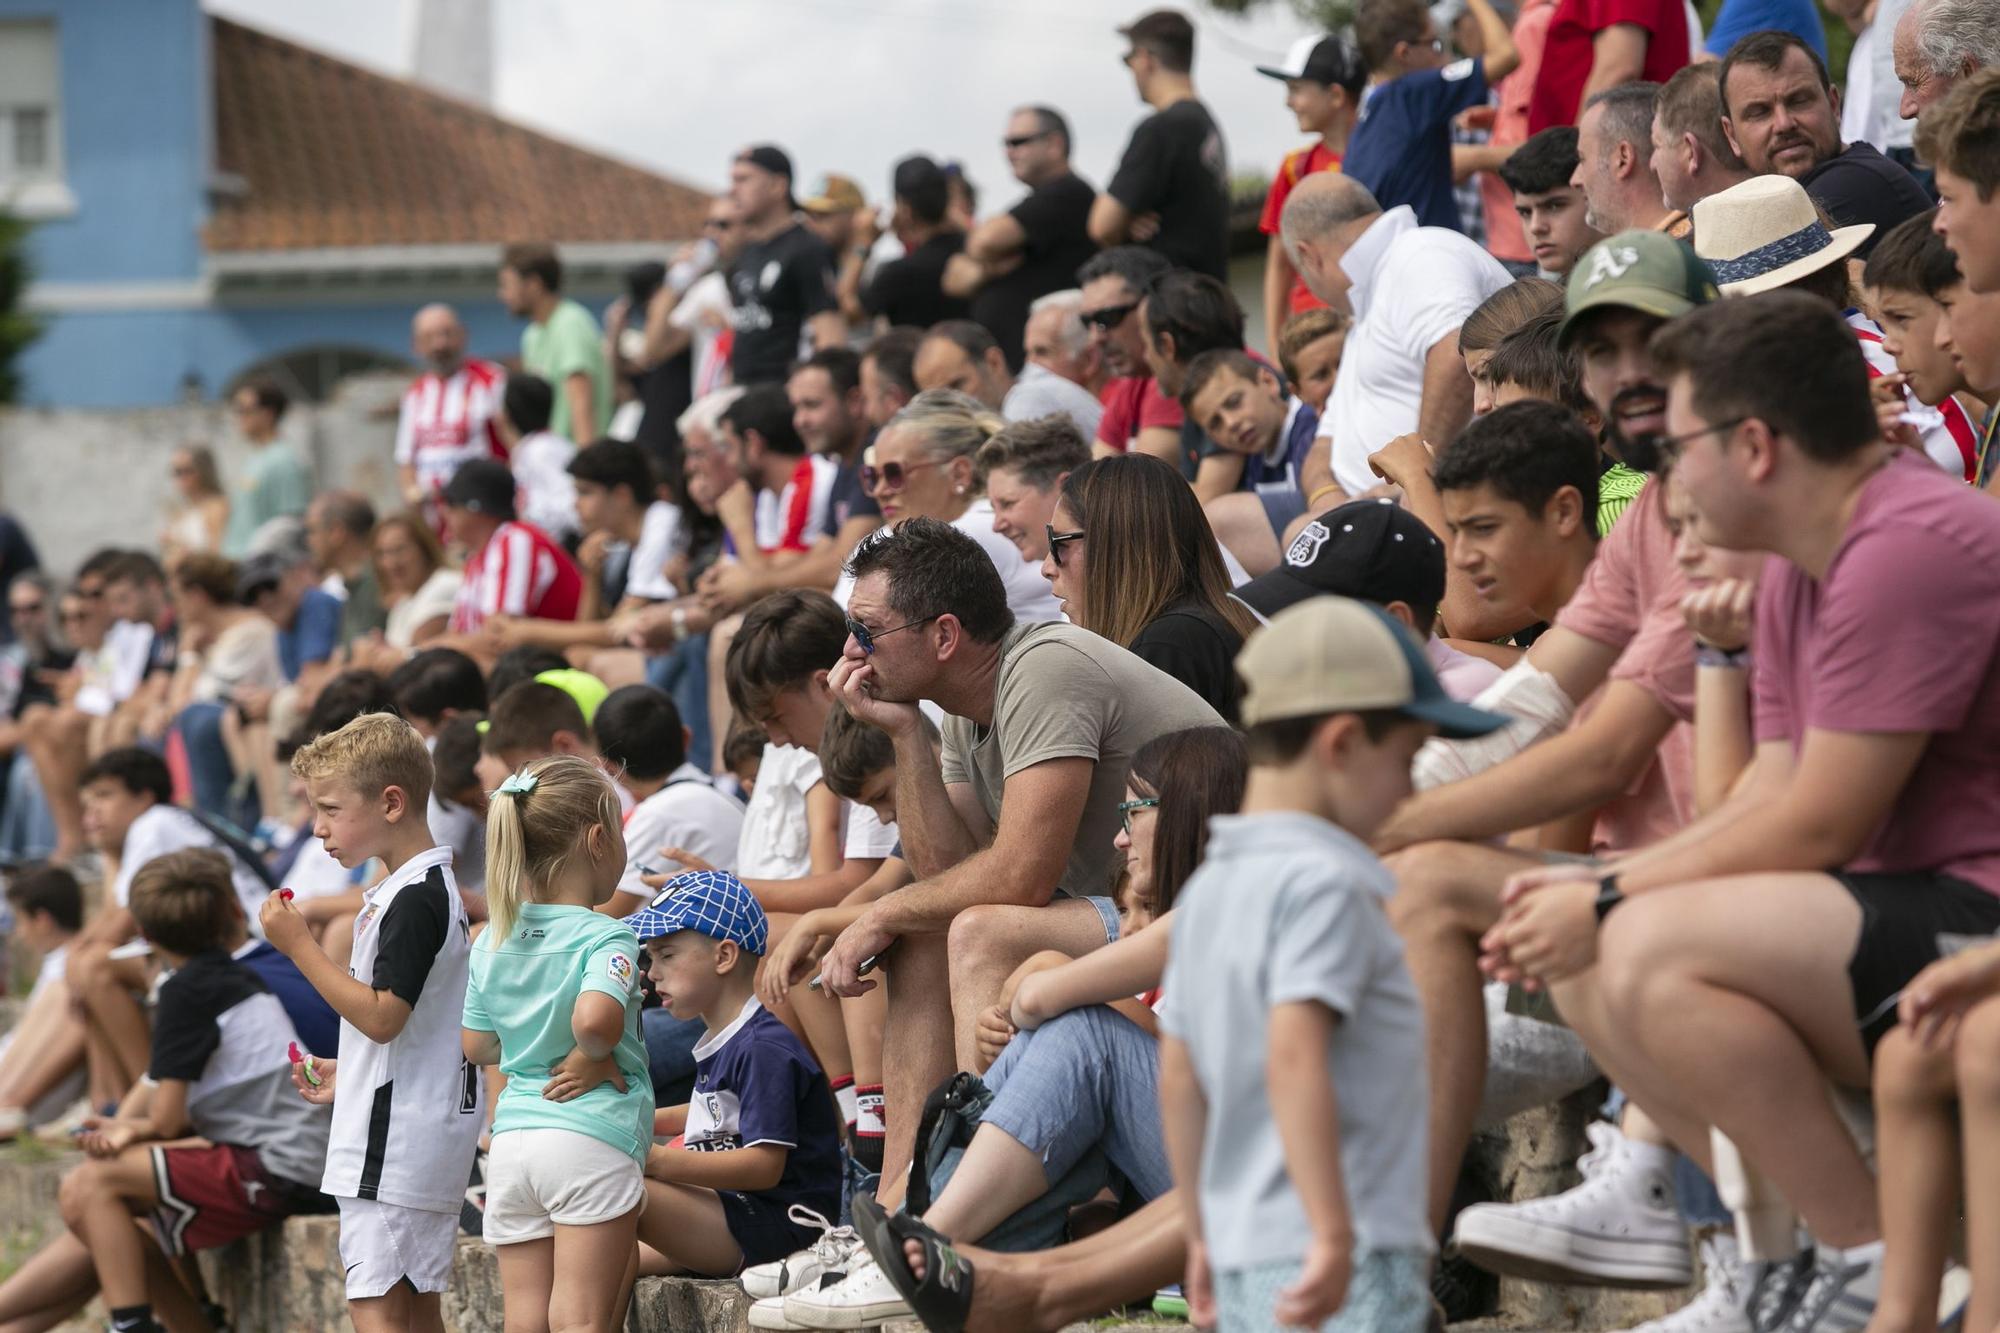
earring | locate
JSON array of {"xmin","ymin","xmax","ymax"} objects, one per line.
[{"xmin": 956, "ymin": 485, "xmax": 966, "ymax": 495}]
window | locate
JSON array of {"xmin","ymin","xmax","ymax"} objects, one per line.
[{"xmin": 0, "ymin": 20, "xmax": 70, "ymax": 216}]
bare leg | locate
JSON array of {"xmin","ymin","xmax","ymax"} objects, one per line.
[
  {"xmin": 877, "ymin": 934, "xmax": 953, "ymax": 1211},
  {"xmin": 491, "ymin": 1239, "xmax": 553, "ymax": 1333},
  {"xmin": 20, "ymin": 707, "xmax": 90, "ymax": 860},
  {"xmin": 66, "ymin": 948, "xmax": 151, "ymax": 1099},
  {"xmin": 547, "ymin": 1207, "xmax": 641, "ymax": 1333},
  {"xmin": 765, "ymin": 915, "xmax": 853, "ymax": 1085},
  {"xmin": 703, "ymin": 613, "xmax": 742, "ymax": 772},
  {"xmin": 633, "ymin": 1182, "xmax": 742, "ymax": 1277},
  {"xmin": 0, "ymin": 1231, "xmax": 97, "ymax": 1326},
  {"xmin": 1384, "ymin": 841, "xmax": 1537, "ymax": 1230},
  {"xmin": 1201, "ymin": 492, "xmax": 1283, "ymax": 576},
  {"xmin": 1864, "ymin": 1025, "xmax": 1959, "ymax": 1333},
  {"xmin": 946, "ymin": 900, "xmax": 1114, "ymax": 1072},
  {"xmin": 0, "ymin": 988, "xmax": 87, "ymax": 1117},
  {"xmin": 922, "ymin": 1126, "xmax": 1052, "ymax": 1241},
  {"xmin": 1953, "ymin": 997, "xmax": 2000, "ymax": 1333},
  {"xmin": 1591, "ymin": 874, "xmax": 1876, "ymax": 1246}
]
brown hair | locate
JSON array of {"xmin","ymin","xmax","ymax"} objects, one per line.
[
  {"xmin": 174, "ymin": 445, "xmax": 223, "ymax": 498},
  {"xmin": 371, "ymin": 511, "xmax": 448, "ymax": 595},
  {"xmin": 973, "ymin": 414, "xmax": 1091, "ymax": 492},
  {"xmin": 1276, "ymin": 308, "xmax": 1351, "ymax": 384},
  {"xmin": 1459, "ymin": 277, "xmax": 1564, "ymax": 355},
  {"xmin": 129, "ymin": 849, "xmax": 240, "ymax": 957},
  {"xmin": 1355, "ymin": 0, "xmax": 1431, "ymax": 71},
  {"xmin": 1484, "ymin": 308, "xmax": 1593, "ymax": 419},
  {"xmin": 484, "ymin": 754, "xmax": 623, "ymax": 941},
  {"xmin": 1657, "ymin": 64, "xmax": 1744, "ymax": 171},
  {"xmin": 1120, "ymin": 9, "xmax": 1195, "ymax": 73},
  {"xmin": 1057, "ymin": 454, "xmax": 1258, "ymax": 651},
  {"xmin": 1128, "ymin": 726, "xmax": 1246, "ymax": 913},
  {"xmin": 172, "ymin": 552, "xmax": 238, "ymax": 606},
  {"xmin": 726, "ymin": 589, "xmax": 848, "ymax": 720},
  {"xmin": 291, "ymin": 711, "xmax": 434, "ymax": 809},
  {"xmin": 483, "ymin": 682, "xmax": 590, "ymax": 759},
  {"xmin": 500, "ymin": 242, "xmax": 562, "ymax": 292},
  {"xmin": 1916, "ymin": 65, "xmax": 2000, "ymax": 199}
]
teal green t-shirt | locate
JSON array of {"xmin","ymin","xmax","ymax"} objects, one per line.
[
  {"xmin": 521, "ymin": 298, "xmax": 612, "ymax": 442},
  {"xmin": 463, "ymin": 902, "xmax": 652, "ymax": 1160},
  {"xmin": 221, "ymin": 443, "xmax": 313, "ymax": 558}
]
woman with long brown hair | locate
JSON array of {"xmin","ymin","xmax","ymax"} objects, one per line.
[{"xmin": 1041, "ymin": 453, "xmax": 1257, "ymax": 717}]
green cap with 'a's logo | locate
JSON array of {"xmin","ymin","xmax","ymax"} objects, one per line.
[{"xmin": 1559, "ymin": 231, "xmax": 1720, "ymax": 347}]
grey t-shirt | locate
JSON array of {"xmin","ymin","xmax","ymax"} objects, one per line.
[
  {"xmin": 938, "ymin": 622, "xmax": 1222, "ymax": 895},
  {"xmin": 1159, "ymin": 811, "xmax": 1431, "ymax": 1270}
]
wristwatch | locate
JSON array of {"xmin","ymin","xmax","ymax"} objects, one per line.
[
  {"xmin": 1694, "ymin": 641, "xmax": 1750, "ymax": 670},
  {"xmin": 1593, "ymin": 873, "xmax": 1626, "ymax": 925}
]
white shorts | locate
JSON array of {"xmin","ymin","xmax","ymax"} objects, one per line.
[
  {"xmin": 482, "ymin": 1128, "xmax": 645, "ymax": 1246},
  {"xmin": 336, "ymin": 1196, "xmax": 459, "ymax": 1299}
]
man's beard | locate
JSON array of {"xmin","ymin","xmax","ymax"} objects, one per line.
[{"xmin": 1604, "ymin": 385, "xmax": 1667, "ymax": 473}]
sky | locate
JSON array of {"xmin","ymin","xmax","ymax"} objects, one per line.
[{"xmin": 205, "ymin": 0, "xmax": 1329, "ymax": 221}]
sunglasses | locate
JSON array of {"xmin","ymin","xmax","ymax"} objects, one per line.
[
  {"xmin": 845, "ymin": 614, "xmax": 935, "ymax": 655},
  {"xmin": 1117, "ymin": 796, "xmax": 1160, "ymax": 836},
  {"xmin": 1002, "ymin": 131, "xmax": 1049, "ymax": 150},
  {"xmin": 1080, "ymin": 302, "xmax": 1138, "ymax": 332},
  {"xmin": 1046, "ymin": 525, "xmax": 1085, "ymax": 567},
  {"xmin": 860, "ymin": 459, "xmax": 940, "ymax": 494},
  {"xmin": 10, "ymin": 602, "xmax": 42, "ymax": 618},
  {"xmin": 704, "ymin": 218, "xmax": 734, "ymax": 231}
]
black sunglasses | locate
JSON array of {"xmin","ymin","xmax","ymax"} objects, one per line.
[
  {"xmin": 845, "ymin": 614, "xmax": 935, "ymax": 655},
  {"xmin": 1080, "ymin": 302, "xmax": 1139, "ymax": 332},
  {"xmin": 1046, "ymin": 525, "xmax": 1086, "ymax": 567},
  {"xmin": 1002, "ymin": 131, "xmax": 1050, "ymax": 149}
]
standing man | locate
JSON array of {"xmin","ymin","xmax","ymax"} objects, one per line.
[
  {"xmin": 858, "ymin": 157, "xmax": 970, "ymax": 332},
  {"xmin": 393, "ymin": 304, "xmax": 507, "ymax": 520},
  {"xmin": 1720, "ymin": 31, "xmax": 1932, "ymax": 252},
  {"xmin": 1527, "ymin": 0, "xmax": 1687, "ymax": 133},
  {"xmin": 1651, "ymin": 64, "xmax": 1754, "ymax": 214},
  {"xmin": 728, "ymin": 146, "xmax": 846, "ymax": 385},
  {"xmin": 497, "ymin": 243, "xmax": 611, "ymax": 443},
  {"xmin": 945, "ymin": 107, "xmax": 1099, "ymax": 371},
  {"xmin": 1091, "ymin": 9, "xmax": 1231, "ymax": 280},
  {"xmin": 1281, "ymin": 172, "xmax": 1509, "ymax": 503},
  {"xmin": 1573, "ymin": 83, "xmax": 1684, "ymax": 234},
  {"xmin": 219, "ymin": 379, "xmax": 312, "ymax": 559}
]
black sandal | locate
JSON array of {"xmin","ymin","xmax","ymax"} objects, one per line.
[{"xmin": 852, "ymin": 1196, "xmax": 976, "ymax": 1333}]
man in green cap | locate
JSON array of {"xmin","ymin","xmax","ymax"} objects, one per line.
[{"xmin": 1372, "ymin": 231, "xmax": 1736, "ymax": 1298}]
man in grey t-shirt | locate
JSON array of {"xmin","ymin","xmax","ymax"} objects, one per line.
[{"xmin": 823, "ymin": 517, "xmax": 1220, "ymax": 1200}]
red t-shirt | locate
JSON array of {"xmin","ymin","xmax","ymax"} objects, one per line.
[
  {"xmin": 1752, "ymin": 451, "xmax": 2000, "ymax": 896},
  {"xmin": 450, "ymin": 521, "xmax": 583, "ymax": 633},
  {"xmin": 1094, "ymin": 377, "xmax": 1185, "ymax": 452},
  {"xmin": 1528, "ymin": 0, "xmax": 1689, "ymax": 133},
  {"xmin": 1260, "ymin": 143, "xmax": 1342, "ymax": 317}
]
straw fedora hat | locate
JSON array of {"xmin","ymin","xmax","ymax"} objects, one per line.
[{"xmin": 1691, "ymin": 175, "xmax": 1875, "ymax": 296}]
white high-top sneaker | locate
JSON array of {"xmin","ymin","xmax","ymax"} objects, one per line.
[
  {"xmin": 740, "ymin": 1206, "xmax": 865, "ymax": 1300},
  {"xmin": 1626, "ymin": 1233, "xmax": 1753, "ymax": 1333},
  {"xmin": 782, "ymin": 1258, "xmax": 915, "ymax": 1329},
  {"xmin": 1453, "ymin": 1121, "xmax": 1695, "ymax": 1287}
]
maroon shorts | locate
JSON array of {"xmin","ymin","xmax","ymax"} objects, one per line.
[{"xmin": 148, "ymin": 1143, "xmax": 324, "ymax": 1256}]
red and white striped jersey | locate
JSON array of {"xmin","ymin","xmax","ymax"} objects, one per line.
[
  {"xmin": 1849, "ymin": 312, "xmax": 1979, "ymax": 482},
  {"xmin": 754, "ymin": 454, "xmax": 840, "ymax": 555},
  {"xmin": 396, "ymin": 359, "xmax": 509, "ymax": 498},
  {"xmin": 450, "ymin": 521, "xmax": 583, "ymax": 633}
]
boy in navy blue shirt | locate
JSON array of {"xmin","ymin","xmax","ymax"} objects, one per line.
[
  {"xmin": 1181, "ymin": 349, "xmax": 1318, "ymax": 558},
  {"xmin": 1344, "ymin": 0, "xmax": 1518, "ymax": 232},
  {"xmin": 626, "ymin": 872, "xmax": 841, "ymax": 1276}
]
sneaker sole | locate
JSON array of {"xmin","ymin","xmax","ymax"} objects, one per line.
[
  {"xmin": 749, "ymin": 1300, "xmax": 810, "ymax": 1331},
  {"xmin": 1452, "ymin": 1212, "xmax": 1694, "ymax": 1289},
  {"xmin": 781, "ymin": 1296, "xmax": 911, "ymax": 1328}
]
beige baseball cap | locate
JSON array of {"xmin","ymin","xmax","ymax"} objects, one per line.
[{"xmin": 1237, "ymin": 597, "xmax": 1508, "ymax": 738}]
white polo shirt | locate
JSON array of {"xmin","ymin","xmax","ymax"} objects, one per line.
[{"xmin": 1317, "ymin": 206, "xmax": 1510, "ymax": 497}]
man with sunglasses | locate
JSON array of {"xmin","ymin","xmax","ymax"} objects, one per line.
[
  {"xmin": 817, "ymin": 517, "xmax": 1221, "ymax": 1210},
  {"xmin": 1078, "ymin": 247, "xmax": 1185, "ymax": 468},
  {"xmin": 944, "ymin": 107, "xmax": 1099, "ymax": 372}
]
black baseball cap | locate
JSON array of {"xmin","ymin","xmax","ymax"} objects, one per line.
[
  {"xmin": 441, "ymin": 459, "xmax": 517, "ymax": 521},
  {"xmin": 736, "ymin": 144, "xmax": 794, "ymax": 182},
  {"xmin": 1234, "ymin": 498, "xmax": 1445, "ymax": 621},
  {"xmin": 1255, "ymin": 35, "xmax": 1366, "ymax": 95}
]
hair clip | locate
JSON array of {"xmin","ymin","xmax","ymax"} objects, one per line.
[{"xmin": 493, "ymin": 771, "xmax": 539, "ymax": 798}]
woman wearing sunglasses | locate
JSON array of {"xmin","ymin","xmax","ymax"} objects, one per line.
[
  {"xmin": 1041, "ymin": 453, "xmax": 1256, "ymax": 719},
  {"xmin": 862, "ymin": 389, "xmax": 1062, "ymax": 623}
]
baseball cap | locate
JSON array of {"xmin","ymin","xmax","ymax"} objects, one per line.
[
  {"xmin": 1558, "ymin": 231, "xmax": 1720, "ymax": 348},
  {"xmin": 1254, "ymin": 35, "xmax": 1365, "ymax": 94},
  {"xmin": 1237, "ymin": 598, "xmax": 1508, "ymax": 739},
  {"xmin": 802, "ymin": 172, "xmax": 865, "ymax": 215},
  {"xmin": 1234, "ymin": 498, "xmax": 1445, "ymax": 622},
  {"xmin": 440, "ymin": 458, "xmax": 517, "ymax": 520},
  {"xmin": 532, "ymin": 668, "xmax": 609, "ymax": 725},
  {"xmin": 737, "ymin": 144, "xmax": 794, "ymax": 183},
  {"xmin": 623, "ymin": 870, "xmax": 769, "ymax": 956}
]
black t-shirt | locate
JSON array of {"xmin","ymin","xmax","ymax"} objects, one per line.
[
  {"xmin": 1802, "ymin": 142, "xmax": 1933, "ymax": 257},
  {"xmin": 863, "ymin": 231, "xmax": 971, "ymax": 329},
  {"xmin": 825, "ymin": 456, "xmax": 882, "ymax": 536},
  {"xmin": 728, "ymin": 223, "xmax": 838, "ymax": 384},
  {"xmin": 972, "ymin": 172, "xmax": 1099, "ymax": 372},
  {"xmin": 1106, "ymin": 100, "xmax": 1231, "ymax": 281},
  {"xmin": 1130, "ymin": 601, "xmax": 1243, "ymax": 722}
]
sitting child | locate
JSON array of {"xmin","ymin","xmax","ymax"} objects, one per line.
[
  {"xmin": 1181, "ymin": 349, "xmax": 1318, "ymax": 542},
  {"xmin": 1277, "ymin": 307, "xmax": 1350, "ymax": 416},
  {"xmin": 0, "ymin": 865, "xmax": 87, "ymax": 1135},
  {"xmin": 628, "ymin": 870, "xmax": 842, "ymax": 1278},
  {"xmin": 0, "ymin": 849, "xmax": 333, "ymax": 1333}
]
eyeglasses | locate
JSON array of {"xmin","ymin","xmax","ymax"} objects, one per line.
[
  {"xmin": 860, "ymin": 459, "xmax": 941, "ymax": 494},
  {"xmin": 845, "ymin": 614, "xmax": 935, "ymax": 655},
  {"xmin": 1046, "ymin": 525, "xmax": 1086, "ymax": 567},
  {"xmin": 1080, "ymin": 302, "xmax": 1139, "ymax": 332},
  {"xmin": 1117, "ymin": 796, "xmax": 1160, "ymax": 836},
  {"xmin": 1002, "ymin": 131, "xmax": 1050, "ymax": 150},
  {"xmin": 1651, "ymin": 416, "xmax": 1749, "ymax": 462}
]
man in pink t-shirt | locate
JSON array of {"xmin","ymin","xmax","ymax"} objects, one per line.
[{"xmin": 1486, "ymin": 293, "xmax": 2000, "ymax": 1319}]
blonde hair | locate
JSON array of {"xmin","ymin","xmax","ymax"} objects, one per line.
[
  {"xmin": 882, "ymin": 389, "xmax": 1004, "ymax": 499},
  {"xmin": 290, "ymin": 711, "xmax": 434, "ymax": 809},
  {"xmin": 483, "ymin": 754, "xmax": 623, "ymax": 941}
]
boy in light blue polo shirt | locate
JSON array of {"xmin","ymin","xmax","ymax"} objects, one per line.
[{"xmin": 1158, "ymin": 598, "xmax": 1507, "ymax": 1332}]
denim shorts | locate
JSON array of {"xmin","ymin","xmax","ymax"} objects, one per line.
[{"xmin": 1214, "ymin": 1247, "xmax": 1432, "ymax": 1332}]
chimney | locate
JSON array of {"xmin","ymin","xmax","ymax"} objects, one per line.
[{"xmin": 408, "ymin": 0, "xmax": 493, "ymax": 107}]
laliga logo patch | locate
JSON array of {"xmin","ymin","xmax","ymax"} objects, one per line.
[
  {"xmin": 608, "ymin": 952, "xmax": 634, "ymax": 989},
  {"xmin": 1582, "ymin": 245, "xmax": 1639, "ymax": 291},
  {"xmin": 1286, "ymin": 521, "xmax": 1331, "ymax": 567}
]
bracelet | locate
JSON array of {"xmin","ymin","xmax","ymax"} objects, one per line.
[
  {"xmin": 1306, "ymin": 484, "xmax": 1344, "ymax": 512},
  {"xmin": 670, "ymin": 606, "xmax": 690, "ymax": 643},
  {"xmin": 1694, "ymin": 641, "xmax": 1750, "ymax": 670}
]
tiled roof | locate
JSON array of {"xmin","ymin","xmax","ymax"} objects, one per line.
[{"xmin": 204, "ymin": 17, "xmax": 710, "ymax": 253}]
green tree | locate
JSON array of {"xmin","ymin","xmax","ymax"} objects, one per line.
[{"xmin": 0, "ymin": 213, "xmax": 39, "ymax": 405}]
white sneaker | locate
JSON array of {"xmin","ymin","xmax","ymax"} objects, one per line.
[
  {"xmin": 1778, "ymin": 1241, "xmax": 1882, "ymax": 1331},
  {"xmin": 782, "ymin": 1258, "xmax": 914, "ymax": 1329},
  {"xmin": 1939, "ymin": 1262, "xmax": 1972, "ymax": 1329},
  {"xmin": 1452, "ymin": 1121, "xmax": 1694, "ymax": 1288},
  {"xmin": 741, "ymin": 1206, "xmax": 864, "ymax": 1300},
  {"xmin": 1626, "ymin": 1233, "xmax": 1752, "ymax": 1332},
  {"xmin": 749, "ymin": 1293, "xmax": 810, "ymax": 1331}
]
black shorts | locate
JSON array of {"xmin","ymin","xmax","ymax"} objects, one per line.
[
  {"xmin": 1835, "ymin": 870, "xmax": 2000, "ymax": 1058},
  {"xmin": 717, "ymin": 1190, "xmax": 826, "ymax": 1269}
]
